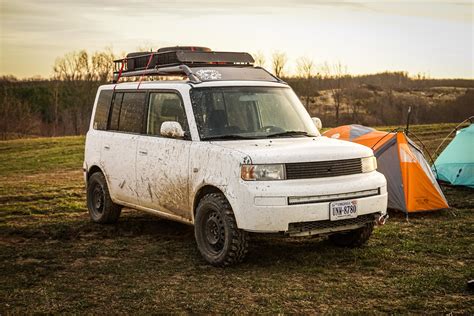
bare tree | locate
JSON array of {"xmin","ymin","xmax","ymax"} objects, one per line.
[
  {"xmin": 53, "ymin": 50, "xmax": 100, "ymax": 134},
  {"xmin": 345, "ymin": 87, "xmax": 372, "ymax": 123},
  {"xmin": 271, "ymin": 51, "xmax": 287, "ymax": 78},
  {"xmin": 252, "ymin": 51, "xmax": 266, "ymax": 68},
  {"xmin": 321, "ymin": 62, "xmax": 348, "ymax": 124},
  {"xmin": 91, "ymin": 48, "xmax": 116, "ymax": 82},
  {"xmin": 296, "ymin": 56, "xmax": 316, "ymax": 110},
  {"xmin": 52, "ymin": 81, "xmax": 59, "ymax": 136},
  {"xmin": 53, "ymin": 50, "xmax": 91, "ymax": 81}
]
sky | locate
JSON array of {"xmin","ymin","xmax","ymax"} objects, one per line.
[{"xmin": 0, "ymin": 0, "xmax": 473, "ymax": 79}]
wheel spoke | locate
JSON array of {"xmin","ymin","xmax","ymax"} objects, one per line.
[
  {"xmin": 204, "ymin": 210, "xmax": 225, "ymax": 253},
  {"xmin": 92, "ymin": 185, "xmax": 104, "ymax": 214}
]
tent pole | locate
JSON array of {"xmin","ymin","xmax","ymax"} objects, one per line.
[{"xmin": 405, "ymin": 106, "xmax": 412, "ymax": 137}]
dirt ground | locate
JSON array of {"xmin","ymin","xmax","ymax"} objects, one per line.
[{"xmin": 0, "ymin": 127, "xmax": 473, "ymax": 313}]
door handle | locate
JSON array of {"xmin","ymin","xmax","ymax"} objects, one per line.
[
  {"xmin": 138, "ymin": 150, "xmax": 148, "ymax": 156},
  {"xmin": 104, "ymin": 145, "xmax": 110, "ymax": 150}
]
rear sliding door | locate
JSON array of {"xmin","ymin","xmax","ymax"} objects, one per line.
[{"xmin": 101, "ymin": 91, "xmax": 146, "ymax": 205}]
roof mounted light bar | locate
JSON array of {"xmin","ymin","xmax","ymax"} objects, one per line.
[{"xmin": 112, "ymin": 47, "xmax": 256, "ymax": 83}]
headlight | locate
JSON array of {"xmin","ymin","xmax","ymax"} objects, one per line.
[
  {"xmin": 241, "ymin": 164, "xmax": 285, "ymax": 181},
  {"xmin": 361, "ymin": 156, "xmax": 377, "ymax": 173}
]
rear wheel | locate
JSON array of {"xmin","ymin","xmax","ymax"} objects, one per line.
[
  {"xmin": 329, "ymin": 223, "xmax": 374, "ymax": 247},
  {"xmin": 194, "ymin": 193, "xmax": 248, "ymax": 267},
  {"xmin": 87, "ymin": 172, "xmax": 122, "ymax": 224}
]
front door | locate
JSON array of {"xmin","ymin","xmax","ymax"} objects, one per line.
[{"xmin": 136, "ymin": 91, "xmax": 192, "ymax": 221}]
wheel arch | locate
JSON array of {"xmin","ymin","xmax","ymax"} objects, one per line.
[
  {"xmin": 193, "ymin": 185, "xmax": 225, "ymax": 217},
  {"xmin": 86, "ymin": 165, "xmax": 121, "ymax": 207},
  {"xmin": 87, "ymin": 165, "xmax": 104, "ymax": 180}
]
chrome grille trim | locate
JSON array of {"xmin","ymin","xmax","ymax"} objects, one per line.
[
  {"xmin": 288, "ymin": 188, "xmax": 380, "ymax": 205},
  {"xmin": 287, "ymin": 214, "xmax": 376, "ymax": 236},
  {"xmin": 285, "ymin": 158, "xmax": 362, "ymax": 179}
]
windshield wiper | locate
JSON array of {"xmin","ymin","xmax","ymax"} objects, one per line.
[
  {"xmin": 201, "ymin": 134, "xmax": 260, "ymax": 141},
  {"xmin": 266, "ymin": 131, "xmax": 312, "ymax": 138}
]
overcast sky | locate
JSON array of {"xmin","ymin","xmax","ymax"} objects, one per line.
[{"xmin": 0, "ymin": 0, "xmax": 472, "ymax": 78}]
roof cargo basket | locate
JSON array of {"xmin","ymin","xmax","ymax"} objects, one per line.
[
  {"xmin": 125, "ymin": 46, "xmax": 214, "ymax": 71},
  {"xmin": 113, "ymin": 46, "xmax": 281, "ymax": 84},
  {"xmin": 157, "ymin": 46, "xmax": 211, "ymax": 53}
]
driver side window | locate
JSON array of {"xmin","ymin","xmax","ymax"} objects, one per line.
[{"xmin": 147, "ymin": 92, "xmax": 189, "ymax": 137}]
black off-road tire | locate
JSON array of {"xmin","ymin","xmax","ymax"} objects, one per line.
[
  {"xmin": 329, "ymin": 223, "xmax": 374, "ymax": 247},
  {"xmin": 194, "ymin": 193, "xmax": 249, "ymax": 267},
  {"xmin": 87, "ymin": 172, "xmax": 122, "ymax": 224}
]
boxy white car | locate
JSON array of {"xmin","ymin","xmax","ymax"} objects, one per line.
[{"xmin": 84, "ymin": 47, "xmax": 388, "ymax": 266}]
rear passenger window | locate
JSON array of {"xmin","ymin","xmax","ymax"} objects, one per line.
[
  {"xmin": 93, "ymin": 90, "xmax": 113, "ymax": 130},
  {"xmin": 119, "ymin": 92, "xmax": 147, "ymax": 133},
  {"xmin": 147, "ymin": 92, "xmax": 188, "ymax": 136},
  {"xmin": 108, "ymin": 92, "xmax": 146, "ymax": 133}
]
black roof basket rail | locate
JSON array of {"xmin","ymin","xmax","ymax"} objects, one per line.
[
  {"xmin": 113, "ymin": 64, "xmax": 200, "ymax": 83},
  {"xmin": 112, "ymin": 48, "xmax": 256, "ymax": 83}
]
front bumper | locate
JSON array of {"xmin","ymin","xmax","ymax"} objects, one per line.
[{"xmin": 228, "ymin": 171, "xmax": 388, "ymax": 233}]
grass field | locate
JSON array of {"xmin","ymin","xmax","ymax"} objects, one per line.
[{"xmin": 1, "ymin": 124, "xmax": 473, "ymax": 313}]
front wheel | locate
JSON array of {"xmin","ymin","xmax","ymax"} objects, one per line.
[
  {"xmin": 328, "ymin": 223, "xmax": 374, "ymax": 247},
  {"xmin": 194, "ymin": 193, "xmax": 249, "ymax": 267}
]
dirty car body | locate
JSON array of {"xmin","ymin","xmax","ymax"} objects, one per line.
[{"xmin": 84, "ymin": 47, "xmax": 388, "ymax": 266}]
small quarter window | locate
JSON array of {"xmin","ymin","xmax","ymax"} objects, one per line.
[
  {"xmin": 93, "ymin": 90, "xmax": 113, "ymax": 130},
  {"xmin": 108, "ymin": 93, "xmax": 123, "ymax": 131}
]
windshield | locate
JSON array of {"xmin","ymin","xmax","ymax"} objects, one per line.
[{"xmin": 190, "ymin": 86, "xmax": 319, "ymax": 140}]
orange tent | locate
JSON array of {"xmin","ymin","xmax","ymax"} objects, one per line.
[{"xmin": 324, "ymin": 125, "xmax": 449, "ymax": 213}]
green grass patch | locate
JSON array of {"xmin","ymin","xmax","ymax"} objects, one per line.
[
  {"xmin": 0, "ymin": 136, "xmax": 84, "ymax": 176},
  {"xmin": 0, "ymin": 126, "xmax": 472, "ymax": 313}
]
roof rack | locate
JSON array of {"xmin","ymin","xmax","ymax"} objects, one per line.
[{"xmin": 112, "ymin": 46, "xmax": 281, "ymax": 84}]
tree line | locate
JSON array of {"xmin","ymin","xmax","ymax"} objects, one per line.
[{"xmin": 1, "ymin": 49, "xmax": 473, "ymax": 139}]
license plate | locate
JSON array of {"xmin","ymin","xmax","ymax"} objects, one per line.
[{"xmin": 329, "ymin": 200, "xmax": 358, "ymax": 221}]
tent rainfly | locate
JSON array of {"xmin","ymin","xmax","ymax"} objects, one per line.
[
  {"xmin": 433, "ymin": 124, "xmax": 474, "ymax": 188},
  {"xmin": 323, "ymin": 125, "xmax": 449, "ymax": 213}
]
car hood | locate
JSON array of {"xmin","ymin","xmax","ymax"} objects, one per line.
[{"xmin": 210, "ymin": 136, "xmax": 374, "ymax": 164}]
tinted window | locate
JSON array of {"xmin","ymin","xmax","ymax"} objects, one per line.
[
  {"xmin": 93, "ymin": 90, "xmax": 113, "ymax": 130},
  {"xmin": 108, "ymin": 92, "xmax": 123, "ymax": 131},
  {"xmin": 119, "ymin": 92, "xmax": 147, "ymax": 133},
  {"xmin": 147, "ymin": 92, "xmax": 188, "ymax": 136}
]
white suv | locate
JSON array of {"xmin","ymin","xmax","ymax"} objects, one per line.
[{"xmin": 84, "ymin": 47, "xmax": 388, "ymax": 266}]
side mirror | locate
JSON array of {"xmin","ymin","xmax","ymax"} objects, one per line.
[
  {"xmin": 312, "ymin": 117, "xmax": 322, "ymax": 130},
  {"xmin": 160, "ymin": 121, "xmax": 185, "ymax": 139}
]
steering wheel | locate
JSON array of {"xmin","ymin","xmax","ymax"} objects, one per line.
[{"xmin": 259, "ymin": 125, "xmax": 285, "ymax": 133}]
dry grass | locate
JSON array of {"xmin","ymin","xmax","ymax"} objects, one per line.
[{"xmin": 0, "ymin": 126, "xmax": 473, "ymax": 314}]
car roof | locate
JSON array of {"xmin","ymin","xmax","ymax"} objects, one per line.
[{"xmin": 99, "ymin": 80, "xmax": 289, "ymax": 91}]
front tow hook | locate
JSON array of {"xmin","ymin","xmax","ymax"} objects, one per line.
[{"xmin": 375, "ymin": 214, "xmax": 389, "ymax": 226}]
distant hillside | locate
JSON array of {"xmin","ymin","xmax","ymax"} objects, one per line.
[
  {"xmin": 302, "ymin": 86, "xmax": 473, "ymax": 127},
  {"xmin": 1, "ymin": 72, "xmax": 473, "ymax": 139},
  {"xmin": 286, "ymin": 72, "xmax": 473, "ymax": 127}
]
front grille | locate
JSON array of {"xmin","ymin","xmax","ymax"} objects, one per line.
[
  {"xmin": 285, "ymin": 158, "xmax": 362, "ymax": 180},
  {"xmin": 287, "ymin": 214, "xmax": 375, "ymax": 236}
]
